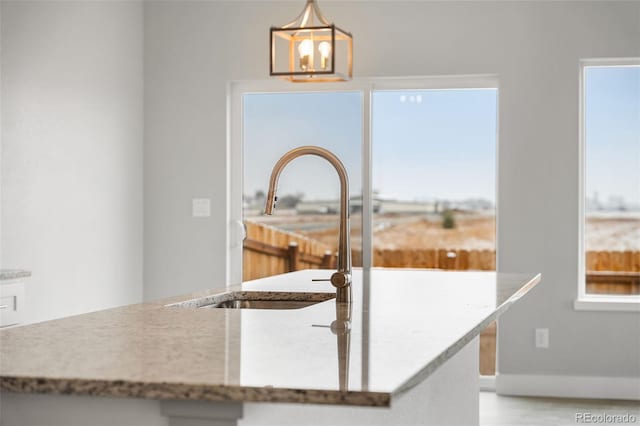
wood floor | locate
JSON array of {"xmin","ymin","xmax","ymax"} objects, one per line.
[{"xmin": 480, "ymin": 392, "xmax": 640, "ymax": 426}]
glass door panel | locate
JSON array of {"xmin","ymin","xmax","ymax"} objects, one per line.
[
  {"xmin": 242, "ymin": 92, "xmax": 363, "ymax": 281},
  {"xmin": 371, "ymin": 88, "xmax": 498, "ymax": 375}
]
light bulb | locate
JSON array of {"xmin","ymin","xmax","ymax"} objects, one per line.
[
  {"xmin": 298, "ymin": 39, "xmax": 313, "ymax": 71},
  {"xmin": 298, "ymin": 39, "xmax": 313, "ymax": 57},
  {"xmin": 318, "ymin": 41, "xmax": 331, "ymax": 69}
]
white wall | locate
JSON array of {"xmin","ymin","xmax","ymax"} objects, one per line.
[
  {"xmin": 0, "ymin": 2, "xmax": 3, "ymax": 267},
  {"xmin": 1, "ymin": 1, "xmax": 144, "ymax": 323},
  {"xmin": 143, "ymin": 1, "xmax": 640, "ymax": 388}
]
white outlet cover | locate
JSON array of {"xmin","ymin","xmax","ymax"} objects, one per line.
[
  {"xmin": 535, "ymin": 328, "xmax": 549, "ymax": 348},
  {"xmin": 192, "ymin": 198, "xmax": 211, "ymax": 217}
]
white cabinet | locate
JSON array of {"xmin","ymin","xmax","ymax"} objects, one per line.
[{"xmin": 1, "ymin": 279, "xmax": 26, "ymax": 328}]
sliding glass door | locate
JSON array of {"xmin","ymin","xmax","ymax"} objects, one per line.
[
  {"xmin": 228, "ymin": 78, "xmax": 498, "ymax": 375},
  {"xmin": 230, "ymin": 79, "xmax": 497, "ymax": 282}
]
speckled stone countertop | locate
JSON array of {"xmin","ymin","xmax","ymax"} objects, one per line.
[
  {"xmin": 0, "ymin": 270, "xmax": 31, "ymax": 281},
  {"xmin": 0, "ymin": 269, "xmax": 540, "ymax": 406}
]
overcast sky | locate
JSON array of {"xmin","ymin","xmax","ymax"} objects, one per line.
[
  {"xmin": 585, "ymin": 66, "xmax": 640, "ymax": 207},
  {"xmin": 244, "ymin": 89, "xmax": 497, "ymax": 202}
]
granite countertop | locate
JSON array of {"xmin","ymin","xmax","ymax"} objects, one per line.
[
  {"xmin": 0, "ymin": 270, "xmax": 31, "ymax": 281},
  {"xmin": 0, "ymin": 269, "xmax": 540, "ymax": 407}
]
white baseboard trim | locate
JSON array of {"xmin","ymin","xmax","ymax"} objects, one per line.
[
  {"xmin": 496, "ymin": 374, "xmax": 640, "ymax": 401},
  {"xmin": 479, "ymin": 375, "xmax": 496, "ymax": 392}
]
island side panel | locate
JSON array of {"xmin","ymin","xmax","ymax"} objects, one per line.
[
  {"xmin": 240, "ymin": 336, "xmax": 480, "ymax": 426},
  {"xmin": 0, "ymin": 393, "xmax": 168, "ymax": 426}
]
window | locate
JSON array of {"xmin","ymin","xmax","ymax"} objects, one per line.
[{"xmin": 579, "ymin": 61, "xmax": 640, "ymax": 304}]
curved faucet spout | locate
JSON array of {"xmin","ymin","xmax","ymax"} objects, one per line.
[{"xmin": 264, "ymin": 146, "xmax": 352, "ymax": 303}]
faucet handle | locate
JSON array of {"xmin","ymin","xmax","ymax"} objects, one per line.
[
  {"xmin": 312, "ymin": 273, "xmax": 351, "ymax": 288},
  {"xmin": 330, "ymin": 272, "xmax": 351, "ymax": 288}
]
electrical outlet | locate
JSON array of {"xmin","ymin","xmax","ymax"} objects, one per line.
[
  {"xmin": 192, "ymin": 198, "xmax": 211, "ymax": 217},
  {"xmin": 535, "ymin": 328, "xmax": 549, "ymax": 349}
]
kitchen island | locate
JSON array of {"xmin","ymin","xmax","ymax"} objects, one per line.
[{"xmin": 0, "ymin": 269, "xmax": 540, "ymax": 426}]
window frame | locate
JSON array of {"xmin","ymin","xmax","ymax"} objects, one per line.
[
  {"xmin": 227, "ymin": 75, "xmax": 499, "ymax": 285},
  {"xmin": 575, "ymin": 58, "xmax": 640, "ymax": 312}
]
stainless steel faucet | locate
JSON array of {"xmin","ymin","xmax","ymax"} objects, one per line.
[{"xmin": 264, "ymin": 146, "xmax": 352, "ymax": 304}]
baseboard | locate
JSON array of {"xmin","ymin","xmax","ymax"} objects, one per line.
[
  {"xmin": 496, "ymin": 374, "xmax": 640, "ymax": 400},
  {"xmin": 479, "ymin": 375, "xmax": 496, "ymax": 392}
]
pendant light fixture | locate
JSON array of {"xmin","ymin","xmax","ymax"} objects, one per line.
[{"xmin": 270, "ymin": 0, "xmax": 353, "ymax": 82}]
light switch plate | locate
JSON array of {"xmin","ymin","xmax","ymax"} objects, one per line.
[
  {"xmin": 535, "ymin": 328, "xmax": 549, "ymax": 348},
  {"xmin": 192, "ymin": 198, "xmax": 211, "ymax": 217}
]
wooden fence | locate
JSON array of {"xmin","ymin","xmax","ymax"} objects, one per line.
[
  {"xmin": 243, "ymin": 221, "xmax": 336, "ymax": 281},
  {"xmin": 585, "ymin": 251, "xmax": 640, "ymax": 294},
  {"xmin": 242, "ymin": 222, "xmax": 639, "ymax": 293},
  {"xmin": 370, "ymin": 248, "xmax": 495, "ymax": 270},
  {"xmin": 586, "ymin": 250, "xmax": 640, "ymax": 272}
]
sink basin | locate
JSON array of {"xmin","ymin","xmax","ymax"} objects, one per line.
[
  {"xmin": 209, "ymin": 299, "xmax": 325, "ymax": 310},
  {"xmin": 167, "ymin": 291, "xmax": 335, "ymax": 310}
]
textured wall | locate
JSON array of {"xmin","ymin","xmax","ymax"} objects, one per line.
[{"xmin": 1, "ymin": 1, "xmax": 144, "ymax": 323}]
